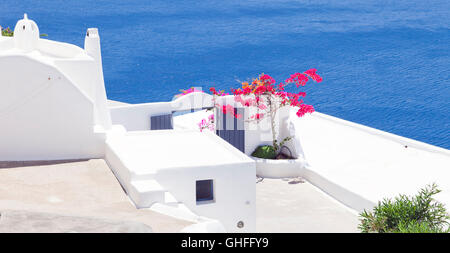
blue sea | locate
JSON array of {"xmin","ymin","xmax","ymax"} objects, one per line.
[{"xmin": 1, "ymin": 0, "xmax": 449, "ymax": 149}]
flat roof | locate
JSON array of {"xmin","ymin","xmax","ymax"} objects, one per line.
[{"xmin": 106, "ymin": 130, "xmax": 253, "ymax": 173}]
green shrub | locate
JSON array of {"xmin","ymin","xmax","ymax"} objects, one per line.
[
  {"xmin": 396, "ymin": 220, "xmax": 448, "ymax": 233},
  {"xmin": 251, "ymin": 145, "xmax": 277, "ymax": 159},
  {"xmin": 359, "ymin": 183, "xmax": 450, "ymax": 233},
  {"xmin": 1, "ymin": 26, "xmax": 14, "ymax": 37},
  {"xmin": 1, "ymin": 26, "xmax": 48, "ymax": 37}
]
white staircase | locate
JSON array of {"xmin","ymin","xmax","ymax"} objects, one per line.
[
  {"xmin": 128, "ymin": 179, "xmax": 181, "ymax": 208},
  {"xmin": 105, "ymin": 140, "xmax": 183, "ymax": 209}
]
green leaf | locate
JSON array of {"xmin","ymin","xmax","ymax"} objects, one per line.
[
  {"xmin": 358, "ymin": 183, "xmax": 450, "ymax": 233},
  {"xmin": 251, "ymin": 145, "xmax": 277, "ymax": 159}
]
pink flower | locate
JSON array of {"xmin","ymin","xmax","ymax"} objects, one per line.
[
  {"xmin": 296, "ymin": 104, "xmax": 315, "ymax": 117},
  {"xmin": 209, "ymin": 87, "xmax": 218, "ymax": 95},
  {"xmin": 198, "ymin": 114, "xmax": 215, "ymax": 132},
  {"xmin": 251, "ymin": 113, "xmax": 264, "ymax": 120},
  {"xmin": 177, "ymin": 87, "xmax": 204, "ymax": 97},
  {"xmin": 221, "ymin": 105, "xmax": 228, "ymax": 114},
  {"xmin": 304, "ymin": 68, "xmax": 323, "ymax": 83},
  {"xmin": 219, "ymin": 104, "xmax": 239, "ymax": 118},
  {"xmin": 260, "ymin": 74, "xmax": 276, "ymax": 85},
  {"xmin": 254, "ymin": 85, "xmax": 267, "ymax": 95},
  {"xmin": 286, "ymin": 73, "xmax": 309, "ymax": 87},
  {"xmin": 243, "ymin": 98, "xmax": 256, "ymax": 107}
]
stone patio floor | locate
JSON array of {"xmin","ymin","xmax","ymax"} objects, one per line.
[
  {"xmin": 0, "ymin": 159, "xmax": 192, "ymax": 233},
  {"xmin": 256, "ymin": 177, "xmax": 360, "ymax": 233}
]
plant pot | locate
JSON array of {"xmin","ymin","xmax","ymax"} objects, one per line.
[{"xmin": 252, "ymin": 156, "xmax": 307, "ymax": 178}]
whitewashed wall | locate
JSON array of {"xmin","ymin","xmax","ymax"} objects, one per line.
[
  {"xmin": 0, "ymin": 55, "xmax": 105, "ymax": 160},
  {"xmin": 151, "ymin": 131, "xmax": 256, "ymax": 232},
  {"xmin": 110, "ymin": 92, "xmax": 215, "ymax": 131},
  {"xmin": 110, "ymin": 93, "xmax": 292, "ymax": 156},
  {"xmin": 0, "ymin": 16, "xmax": 112, "ymax": 161},
  {"xmin": 155, "ymin": 162, "xmax": 256, "ymax": 232},
  {"xmin": 105, "ymin": 130, "xmax": 256, "ymax": 232}
]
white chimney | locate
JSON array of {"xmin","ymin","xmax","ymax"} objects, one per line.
[
  {"xmin": 84, "ymin": 28, "xmax": 112, "ymax": 130},
  {"xmin": 13, "ymin": 14, "xmax": 40, "ymax": 52}
]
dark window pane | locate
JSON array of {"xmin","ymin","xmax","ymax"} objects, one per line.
[{"xmin": 196, "ymin": 179, "xmax": 214, "ymax": 202}]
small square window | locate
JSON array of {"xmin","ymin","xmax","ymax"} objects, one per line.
[{"xmin": 196, "ymin": 179, "xmax": 214, "ymax": 204}]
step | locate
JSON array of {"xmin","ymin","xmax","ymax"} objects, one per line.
[
  {"xmin": 130, "ymin": 170, "xmax": 157, "ymax": 181},
  {"xmin": 129, "ymin": 180, "xmax": 165, "ymax": 208},
  {"xmin": 164, "ymin": 192, "xmax": 180, "ymax": 206}
]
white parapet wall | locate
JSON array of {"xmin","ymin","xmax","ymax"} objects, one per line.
[
  {"xmin": 110, "ymin": 92, "xmax": 215, "ymax": 131},
  {"xmin": 110, "ymin": 92, "xmax": 292, "ymax": 156},
  {"xmin": 290, "ymin": 109, "xmax": 450, "ymax": 213}
]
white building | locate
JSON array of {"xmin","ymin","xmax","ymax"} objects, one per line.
[
  {"xmin": 0, "ymin": 15, "xmax": 109, "ymax": 161},
  {"xmin": 0, "ymin": 14, "xmax": 256, "ymax": 232}
]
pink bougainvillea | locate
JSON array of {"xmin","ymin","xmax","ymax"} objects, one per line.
[
  {"xmin": 215, "ymin": 69, "xmax": 322, "ymax": 150},
  {"xmin": 175, "ymin": 87, "xmax": 204, "ymax": 98},
  {"xmin": 198, "ymin": 114, "xmax": 215, "ymax": 132},
  {"xmin": 209, "ymin": 87, "xmax": 229, "ymax": 96},
  {"xmin": 218, "ymin": 104, "xmax": 242, "ymax": 119},
  {"xmin": 194, "ymin": 69, "xmax": 322, "ymax": 151},
  {"xmin": 229, "ymin": 69, "xmax": 322, "ymax": 124}
]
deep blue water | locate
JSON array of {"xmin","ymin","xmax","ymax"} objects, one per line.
[{"xmin": 1, "ymin": 0, "xmax": 449, "ymax": 149}]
